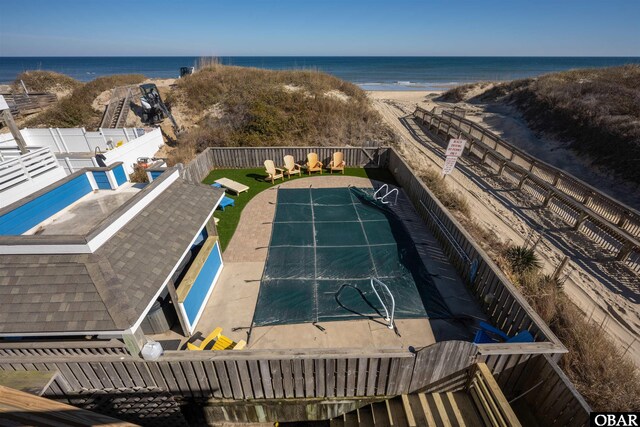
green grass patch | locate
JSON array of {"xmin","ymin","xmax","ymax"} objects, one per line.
[{"xmin": 202, "ymin": 167, "xmax": 395, "ymax": 251}]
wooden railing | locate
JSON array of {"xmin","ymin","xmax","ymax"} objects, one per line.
[
  {"xmin": 469, "ymin": 363, "xmax": 522, "ymax": 427},
  {"xmin": 413, "ymin": 106, "xmax": 640, "ymax": 272},
  {"xmin": 1, "ymin": 92, "xmax": 58, "ymax": 116},
  {"xmin": 99, "ymin": 86, "xmax": 135, "ymax": 129},
  {"xmin": 492, "ymin": 354, "xmax": 591, "ymax": 426}
]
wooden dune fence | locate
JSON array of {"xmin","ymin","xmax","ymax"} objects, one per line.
[{"xmin": 413, "ymin": 107, "xmax": 640, "ymax": 272}]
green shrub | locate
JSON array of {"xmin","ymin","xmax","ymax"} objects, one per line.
[{"xmin": 504, "ymin": 245, "xmax": 542, "ymax": 274}]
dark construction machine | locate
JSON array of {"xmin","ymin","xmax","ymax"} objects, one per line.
[
  {"xmin": 179, "ymin": 67, "xmax": 194, "ymax": 78},
  {"xmin": 139, "ymin": 83, "xmax": 178, "ymax": 131}
]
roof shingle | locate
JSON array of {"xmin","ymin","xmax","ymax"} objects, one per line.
[{"xmin": 0, "ymin": 178, "xmax": 223, "ymax": 334}]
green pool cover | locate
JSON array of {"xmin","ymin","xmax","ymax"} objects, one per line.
[{"xmin": 252, "ymin": 187, "xmax": 450, "ymax": 326}]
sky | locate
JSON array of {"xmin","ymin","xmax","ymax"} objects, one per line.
[{"xmin": 1, "ymin": 0, "xmax": 639, "ymax": 56}]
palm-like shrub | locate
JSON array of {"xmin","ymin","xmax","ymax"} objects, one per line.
[{"xmin": 505, "ymin": 245, "xmax": 542, "ymax": 274}]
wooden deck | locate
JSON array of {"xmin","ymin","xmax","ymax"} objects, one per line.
[{"xmin": 0, "ymin": 384, "xmax": 134, "ymax": 426}]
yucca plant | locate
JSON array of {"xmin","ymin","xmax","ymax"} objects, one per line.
[{"xmin": 505, "ymin": 245, "xmax": 542, "ymax": 274}]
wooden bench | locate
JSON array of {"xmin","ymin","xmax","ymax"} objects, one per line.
[{"xmin": 215, "ymin": 178, "xmax": 250, "ymax": 195}]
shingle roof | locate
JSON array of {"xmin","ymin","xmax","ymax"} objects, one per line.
[{"xmin": 0, "ymin": 178, "xmax": 223, "ymax": 334}]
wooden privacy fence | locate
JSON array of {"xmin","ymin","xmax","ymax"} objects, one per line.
[
  {"xmin": 181, "ymin": 146, "xmax": 389, "ymax": 183},
  {"xmin": 0, "ymin": 344, "xmax": 478, "ymax": 401},
  {"xmin": 413, "ymin": 107, "xmax": 640, "ymax": 272},
  {"xmin": 0, "ymin": 339, "xmax": 128, "ymax": 358},
  {"xmin": 491, "ymin": 354, "xmax": 592, "ymax": 426},
  {"xmin": 387, "ymin": 148, "xmax": 565, "ymax": 351}
]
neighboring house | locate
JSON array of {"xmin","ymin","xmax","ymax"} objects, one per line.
[
  {"xmin": 0, "ymin": 164, "xmax": 225, "ymax": 355},
  {"xmin": 0, "ymin": 127, "xmax": 165, "ymax": 208},
  {"xmin": 0, "ymin": 127, "xmax": 164, "ymax": 175}
]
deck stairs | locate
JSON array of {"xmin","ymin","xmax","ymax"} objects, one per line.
[
  {"xmin": 330, "ymin": 363, "xmax": 521, "ymax": 427},
  {"xmin": 100, "ymin": 86, "xmax": 134, "ymax": 128}
]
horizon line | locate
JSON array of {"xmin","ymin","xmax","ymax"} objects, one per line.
[{"xmin": 3, "ymin": 55, "xmax": 640, "ymax": 58}]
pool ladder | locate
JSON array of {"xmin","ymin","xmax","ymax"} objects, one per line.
[
  {"xmin": 371, "ymin": 278, "xmax": 395, "ymax": 329},
  {"xmin": 373, "ymin": 184, "xmax": 399, "ymax": 205}
]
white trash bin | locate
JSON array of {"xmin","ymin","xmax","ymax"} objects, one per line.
[{"xmin": 141, "ymin": 340, "xmax": 163, "ymax": 361}]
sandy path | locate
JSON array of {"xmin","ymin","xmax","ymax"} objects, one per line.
[{"xmin": 370, "ymin": 90, "xmax": 640, "ymax": 366}]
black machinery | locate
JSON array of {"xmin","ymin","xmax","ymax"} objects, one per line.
[
  {"xmin": 139, "ymin": 83, "xmax": 178, "ymax": 130},
  {"xmin": 179, "ymin": 67, "xmax": 194, "ymax": 78}
]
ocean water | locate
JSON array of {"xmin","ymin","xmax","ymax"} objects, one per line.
[{"xmin": 1, "ymin": 56, "xmax": 639, "ymax": 90}]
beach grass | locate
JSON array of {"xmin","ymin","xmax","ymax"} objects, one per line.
[
  {"xmin": 202, "ymin": 167, "xmax": 394, "ymax": 251},
  {"xmin": 22, "ymin": 74, "xmax": 145, "ymax": 129},
  {"xmin": 440, "ymin": 64, "xmax": 640, "ymax": 185},
  {"xmin": 167, "ymin": 64, "xmax": 395, "ymax": 165}
]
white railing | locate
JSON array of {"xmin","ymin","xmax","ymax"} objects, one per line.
[
  {"xmin": 373, "ymin": 183, "xmax": 399, "ymax": 205},
  {"xmin": 0, "ymin": 148, "xmax": 58, "ymax": 190},
  {"xmin": 0, "ymin": 127, "xmax": 145, "ymax": 155},
  {"xmin": 370, "ymin": 278, "xmax": 396, "ymax": 329},
  {"xmin": 0, "ymin": 148, "xmax": 66, "ymax": 207}
]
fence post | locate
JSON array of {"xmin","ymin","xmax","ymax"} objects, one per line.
[
  {"xmin": 616, "ymin": 243, "xmax": 633, "ymax": 262},
  {"xmin": 55, "ymin": 128, "xmax": 70, "ymax": 153},
  {"xmin": 48, "ymin": 127, "xmax": 63, "ymax": 153},
  {"xmin": 542, "ymin": 190, "xmax": 554, "ymax": 208},
  {"xmin": 63, "ymin": 157, "xmax": 74, "ymax": 174},
  {"xmin": 552, "ymin": 256, "xmax": 569, "ymax": 281},
  {"xmin": 573, "ymin": 211, "xmax": 588, "ymax": 231}
]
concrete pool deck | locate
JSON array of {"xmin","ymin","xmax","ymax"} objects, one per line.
[{"xmin": 189, "ymin": 175, "xmax": 486, "ymax": 350}]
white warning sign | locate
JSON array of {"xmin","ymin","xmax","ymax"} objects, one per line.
[
  {"xmin": 445, "ymin": 138, "xmax": 467, "ymax": 157},
  {"xmin": 442, "ymin": 156, "xmax": 459, "ymax": 175}
]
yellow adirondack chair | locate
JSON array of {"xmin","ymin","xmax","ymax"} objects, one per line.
[
  {"xmin": 264, "ymin": 160, "xmax": 284, "ymax": 184},
  {"xmin": 187, "ymin": 327, "xmax": 246, "ymax": 351},
  {"xmin": 305, "ymin": 153, "xmax": 323, "ymax": 175},
  {"xmin": 212, "ymin": 335, "xmax": 247, "ymax": 351},
  {"xmin": 187, "ymin": 327, "xmax": 222, "ymax": 351},
  {"xmin": 283, "ymin": 155, "xmax": 302, "ymax": 178},
  {"xmin": 329, "ymin": 151, "xmax": 346, "ymax": 174}
]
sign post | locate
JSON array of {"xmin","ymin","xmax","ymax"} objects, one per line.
[
  {"xmin": 0, "ymin": 95, "xmax": 28, "ymax": 154},
  {"xmin": 442, "ymin": 138, "xmax": 467, "ymax": 176}
]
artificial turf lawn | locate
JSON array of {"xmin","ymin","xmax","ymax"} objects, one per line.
[{"xmin": 202, "ymin": 167, "xmax": 395, "ymax": 251}]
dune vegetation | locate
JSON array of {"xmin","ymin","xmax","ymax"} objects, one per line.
[
  {"xmin": 440, "ymin": 65, "xmax": 640, "ymax": 184},
  {"xmin": 166, "ymin": 64, "xmax": 395, "ymax": 164},
  {"xmin": 13, "ymin": 70, "xmax": 81, "ymax": 94},
  {"xmin": 21, "ymin": 74, "xmax": 145, "ymax": 129},
  {"xmin": 499, "ymin": 247, "xmax": 640, "ymax": 412}
]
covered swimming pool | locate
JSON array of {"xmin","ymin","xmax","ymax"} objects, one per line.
[{"xmin": 252, "ymin": 187, "xmax": 452, "ymax": 327}]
